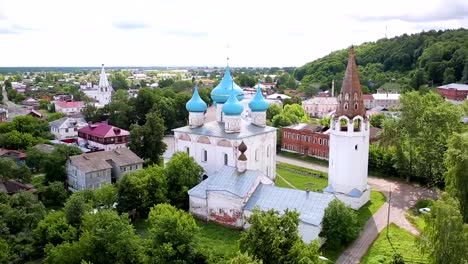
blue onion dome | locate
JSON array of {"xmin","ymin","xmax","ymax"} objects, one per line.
[
  {"xmin": 249, "ymin": 85, "xmax": 269, "ymax": 112},
  {"xmin": 211, "ymin": 67, "xmax": 244, "ymax": 104},
  {"xmin": 186, "ymin": 85, "xmax": 207, "ymax": 112},
  {"xmin": 222, "ymin": 89, "xmax": 244, "ymax": 116}
]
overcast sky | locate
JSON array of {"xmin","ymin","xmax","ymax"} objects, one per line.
[{"xmin": 1, "ymin": 0, "xmax": 467, "ymax": 67}]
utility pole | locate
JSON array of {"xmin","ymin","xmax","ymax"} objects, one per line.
[{"xmin": 386, "ymin": 187, "xmax": 392, "ymax": 239}]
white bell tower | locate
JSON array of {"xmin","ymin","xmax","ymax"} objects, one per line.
[{"xmin": 325, "ymin": 47, "xmax": 370, "ymax": 209}]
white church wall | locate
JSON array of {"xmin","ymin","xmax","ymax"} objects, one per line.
[
  {"xmin": 207, "ymin": 191, "xmax": 245, "ymax": 228},
  {"xmin": 298, "ymin": 222, "xmax": 322, "ymax": 243},
  {"xmin": 189, "ymin": 196, "xmax": 208, "ymax": 219}
]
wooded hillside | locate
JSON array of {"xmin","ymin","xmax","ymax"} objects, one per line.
[{"xmin": 294, "ymin": 28, "xmax": 468, "ymax": 93}]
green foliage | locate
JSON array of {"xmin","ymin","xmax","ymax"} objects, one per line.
[
  {"xmin": 235, "ymin": 73, "xmax": 257, "ymax": 87},
  {"xmin": 418, "ymin": 193, "xmax": 468, "ymax": 264},
  {"xmin": 295, "ymin": 29, "xmax": 468, "ymax": 91},
  {"xmin": 93, "ymin": 183, "xmax": 117, "ymax": 209},
  {"xmin": 0, "ymin": 238, "xmax": 8, "ymax": 264},
  {"xmin": 147, "ymin": 203, "xmax": 199, "ymax": 263},
  {"xmin": 43, "ymin": 145, "xmax": 82, "ymax": 183},
  {"xmin": 128, "ymin": 111, "xmax": 167, "ymax": 164},
  {"xmin": 45, "ymin": 210, "xmax": 145, "ymax": 264},
  {"xmin": 0, "ymin": 131, "xmax": 37, "ymax": 150},
  {"xmin": 116, "ymin": 165, "xmax": 168, "ymax": 217},
  {"xmin": 322, "ymin": 199, "xmax": 360, "ymax": 249},
  {"xmin": 46, "ymin": 112, "xmax": 66, "ymax": 122},
  {"xmin": 368, "ymin": 144, "xmax": 397, "ymax": 177},
  {"xmin": 369, "ymin": 113, "xmax": 387, "ymax": 128},
  {"xmin": 110, "ymin": 72, "xmax": 129, "ymax": 90},
  {"xmin": 266, "ymin": 104, "xmax": 282, "ymax": 120},
  {"xmin": 63, "ymin": 192, "xmax": 92, "ymax": 227},
  {"xmin": 39, "ymin": 181, "xmax": 69, "ymax": 207},
  {"xmin": 0, "ymin": 158, "xmax": 32, "ymax": 182},
  {"xmin": 271, "ymin": 104, "xmax": 310, "ymax": 128},
  {"xmin": 239, "ymin": 209, "xmax": 319, "ymax": 264},
  {"xmin": 229, "ymin": 252, "xmax": 263, "ymax": 264},
  {"xmin": 445, "ymin": 133, "xmax": 468, "ymax": 223},
  {"xmin": 297, "ymin": 83, "xmax": 320, "ymax": 97},
  {"xmin": 165, "ymin": 152, "xmax": 204, "ymax": 210},
  {"xmin": 379, "ymin": 92, "xmax": 462, "ymax": 184},
  {"xmin": 33, "ymin": 211, "xmax": 77, "ymax": 247}
]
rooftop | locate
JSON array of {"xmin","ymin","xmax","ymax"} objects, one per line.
[
  {"xmin": 78, "ymin": 122, "xmax": 129, "ymax": 138},
  {"xmin": 188, "ymin": 166, "xmax": 267, "ymax": 199},
  {"xmin": 49, "ymin": 117, "xmax": 87, "ymax": 128},
  {"xmin": 284, "ymin": 123, "xmax": 328, "ymax": 133},
  {"xmin": 372, "ymin": 93, "xmax": 400, "ymax": 100},
  {"xmin": 244, "ymin": 184, "xmax": 334, "ymax": 226},
  {"xmin": 173, "ymin": 120, "xmax": 276, "ymax": 139},
  {"xmin": 69, "ymin": 148, "xmax": 143, "ymax": 173},
  {"xmin": 438, "ymin": 83, "xmax": 468, "ymax": 91},
  {"xmin": 55, "ymin": 100, "xmax": 84, "ymax": 108}
]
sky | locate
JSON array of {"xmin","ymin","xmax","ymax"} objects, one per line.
[{"xmin": 0, "ymin": 0, "xmax": 467, "ymax": 67}]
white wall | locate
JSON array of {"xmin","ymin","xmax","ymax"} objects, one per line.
[
  {"xmin": 86, "ymin": 140, "xmax": 127, "ymax": 151},
  {"xmin": 208, "ymin": 191, "xmax": 245, "ymax": 228},
  {"xmin": 335, "ymin": 190, "xmax": 371, "ymax": 210},
  {"xmin": 189, "ymin": 196, "xmax": 208, "ymax": 219}
]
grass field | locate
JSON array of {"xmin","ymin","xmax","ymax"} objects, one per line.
[
  {"xmin": 134, "ymin": 217, "xmax": 240, "ymax": 261},
  {"xmin": 276, "ymin": 162, "xmax": 328, "ymax": 192},
  {"xmin": 361, "ymin": 224, "xmax": 428, "ymax": 264}
]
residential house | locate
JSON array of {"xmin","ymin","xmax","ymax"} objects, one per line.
[
  {"xmin": 78, "ymin": 122, "xmax": 129, "ymax": 151},
  {"xmin": 49, "ymin": 117, "xmax": 88, "ymax": 139},
  {"xmin": 302, "ymin": 97, "xmax": 338, "ymax": 118},
  {"xmin": 0, "ymin": 148, "xmax": 27, "ymax": 166},
  {"xmin": 54, "ymin": 100, "xmax": 84, "ymax": 115},
  {"xmin": 437, "ymin": 83, "xmax": 468, "ymax": 101},
  {"xmin": 66, "ymin": 148, "xmax": 143, "ymax": 191},
  {"xmin": 0, "ymin": 180, "xmax": 36, "ymax": 195},
  {"xmin": 27, "ymin": 110, "xmax": 43, "ymax": 119}
]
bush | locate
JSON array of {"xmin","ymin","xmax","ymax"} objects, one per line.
[
  {"xmin": 39, "ymin": 181, "xmax": 69, "ymax": 207},
  {"xmin": 414, "ymin": 199, "xmax": 433, "ymax": 210},
  {"xmin": 322, "ymin": 199, "xmax": 360, "ymax": 249}
]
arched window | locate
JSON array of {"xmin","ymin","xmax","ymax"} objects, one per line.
[
  {"xmin": 354, "ymin": 103, "xmax": 358, "ymax": 110},
  {"xmin": 184, "ymin": 146, "xmax": 190, "ymax": 155},
  {"xmin": 344, "ymin": 103, "xmax": 348, "ymax": 110},
  {"xmin": 224, "ymin": 153, "xmax": 228, "ymax": 165},
  {"xmin": 345, "ymin": 93, "xmax": 349, "ymax": 100}
]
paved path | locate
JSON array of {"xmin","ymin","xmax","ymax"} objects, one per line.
[{"xmin": 276, "ymin": 155, "xmax": 438, "ymax": 264}]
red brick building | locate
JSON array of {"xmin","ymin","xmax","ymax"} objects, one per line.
[
  {"xmin": 281, "ymin": 123, "xmax": 380, "ymax": 160},
  {"xmin": 282, "ymin": 124, "xmax": 330, "ymax": 159},
  {"xmin": 437, "ymin": 83, "xmax": 468, "ymax": 101}
]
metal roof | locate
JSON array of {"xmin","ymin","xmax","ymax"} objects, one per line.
[
  {"xmin": 244, "ymin": 184, "xmax": 334, "ymax": 226},
  {"xmin": 69, "ymin": 148, "xmax": 143, "ymax": 173},
  {"xmin": 438, "ymin": 83, "xmax": 468, "ymax": 91},
  {"xmin": 188, "ymin": 166, "xmax": 262, "ymax": 199},
  {"xmin": 173, "ymin": 120, "xmax": 276, "ymax": 139}
]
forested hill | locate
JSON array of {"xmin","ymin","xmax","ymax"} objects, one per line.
[{"xmin": 294, "ymin": 28, "xmax": 468, "ymax": 93}]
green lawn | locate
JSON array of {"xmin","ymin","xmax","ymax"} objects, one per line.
[
  {"xmin": 133, "ymin": 218, "xmax": 240, "ymax": 261},
  {"xmin": 276, "ymin": 163, "xmax": 328, "ymax": 192},
  {"xmin": 279, "ymin": 151, "xmax": 329, "ymax": 166},
  {"xmin": 361, "ymin": 224, "xmax": 428, "ymax": 264}
]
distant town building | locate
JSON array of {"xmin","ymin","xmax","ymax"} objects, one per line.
[
  {"xmin": 27, "ymin": 110, "xmax": 43, "ymax": 119},
  {"xmin": 361, "ymin": 93, "xmax": 400, "ymax": 109},
  {"xmin": 54, "ymin": 100, "xmax": 84, "ymax": 115},
  {"xmin": 437, "ymin": 83, "xmax": 468, "ymax": 101},
  {"xmin": 77, "ymin": 122, "xmax": 129, "ymax": 151},
  {"xmin": 66, "ymin": 148, "xmax": 143, "ymax": 191},
  {"xmin": 0, "ymin": 180, "xmax": 36, "ymax": 195},
  {"xmin": 80, "ymin": 64, "xmax": 113, "ymax": 107},
  {"xmin": 49, "ymin": 117, "xmax": 88, "ymax": 139},
  {"xmin": 0, "ymin": 148, "xmax": 27, "ymax": 166},
  {"xmin": 302, "ymin": 97, "xmax": 338, "ymax": 118}
]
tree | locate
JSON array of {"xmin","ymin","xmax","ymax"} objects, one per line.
[
  {"xmin": 44, "ymin": 145, "xmax": 82, "ymax": 183},
  {"xmin": 445, "ymin": 133, "xmax": 468, "ymax": 223},
  {"xmin": 266, "ymin": 104, "xmax": 282, "ymax": 120},
  {"xmin": 265, "ymin": 75, "xmax": 273, "ymax": 83},
  {"xmin": 63, "ymin": 192, "xmax": 92, "ymax": 227},
  {"xmin": 93, "ymin": 183, "xmax": 117, "ymax": 209},
  {"xmin": 0, "ymin": 158, "xmax": 32, "ymax": 182},
  {"xmin": 147, "ymin": 203, "xmax": 199, "ymax": 263},
  {"xmin": 141, "ymin": 165, "xmax": 169, "ymax": 215},
  {"xmin": 418, "ymin": 193, "xmax": 468, "ymax": 264},
  {"xmin": 229, "ymin": 252, "xmax": 263, "ymax": 264},
  {"xmin": 380, "ymin": 92, "xmax": 462, "ymax": 184},
  {"xmin": 116, "ymin": 172, "xmax": 145, "ymax": 217},
  {"xmin": 409, "ymin": 69, "xmax": 426, "ymax": 90},
  {"xmin": 0, "ymin": 131, "xmax": 37, "ymax": 150},
  {"xmin": 165, "ymin": 152, "xmax": 203, "ymax": 210},
  {"xmin": 26, "ymin": 147, "xmax": 47, "ymax": 172},
  {"xmin": 322, "ymin": 199, "xmax": 360, "ymax": 249},
  {"xmin": 110, "ymin": 72, "xmax": 129, "ymax": 90},
  {"xmin": 370, "ymin": 113, "xmax": 387, "ymax": 128},
  {"xmin": 45, "ymin": 210, "xmax": 145, "ymax": 264},
  {"xmin": 39, "ymin": 181, "xmax": 69, "ymax": 207},
  {"xmin": 33, "ymin": 211, "xmax": 77, "ymax": 247},
  {"xmin": 0, "ymin": 238, "xmax": 8, "ymax": 264},
  {"xmin": 46, "ymin": 112, "xmax": 66, "ymax": 122},
  {"xmin": 128, "ymin": 111, "xmax": 167, "ymax": 164},
  {"xmin": 443, "ymin": 67, "xmax": 456, "ymax": 84},
  {"xmin": 239, "ymin": 209, "xmax": 319, "ymax": 264}
]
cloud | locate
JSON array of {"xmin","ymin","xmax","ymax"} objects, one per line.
[
  {"xmin": 0, "ymin": 12, "xmax": 6, "ymax": 20},
  {"xmin": 12, "ymin": 24, "xmax": 37, "ymax": 31},
  {"xmin": 112, "ymin": 21, "xmax": 149, "ymax": 30},
  {"xmin": 164, "ymin": 30, "xmax": 208, "ymax": 38},
  {"xmin": 0, "ymin": 27, "xmax": 18, "ymax": 34},
  {"xmin": 354, "ymin": 1, "xmax": 468, "ymax": 22}
]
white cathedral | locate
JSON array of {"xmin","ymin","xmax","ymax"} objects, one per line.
[
  {"xmin": 80, "ymin": 64, "xmax": 113, "ymax": 107},
  {"xmin": 171, "ymin": 48, "xmax": 370, "ymax": 242}
]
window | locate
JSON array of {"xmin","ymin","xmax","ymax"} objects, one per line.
[
  {"xmin": 255, "ymin": 149, "xmax": 259, "ymax": 161},
  {"xmin": 65, "ymin": 128, "xmax": 69, "ymax": 133},
  {"xmin": 344, "ymin": 103, "xmax": 348, "ymax": 110},
  {"xmin": 267, "ymin": 145, "xmax": 271, "ymax": 158},
  {"xmin": 355, "ymin": 144, "xmax": 358, "ymax": 151},
  {"xmin": 318, "ymin": 138, "xmax": 322, "ymax": 145},
  {"xmin": 354, "ymin": 103, "xmax": 358, "ymax": 110},
  {"xmin": 202, "ymin": 150, "xmax": 207, "ymax": 162},
  {"xmin": 185, "ymin": 146, "xmax": 190, "ymax": 155},
  {"xmin": 224, "ymin": 153, "xmax": 228, "ymax": 165}
]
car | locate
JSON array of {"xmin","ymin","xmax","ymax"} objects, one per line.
[{"xmin": 418, "ymin": 207, "xmax": 431, "ymax": 214}]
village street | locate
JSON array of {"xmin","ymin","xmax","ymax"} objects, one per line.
[{"xmin": 276, "ymin": 155, "xmax": 439, "ymax": 264}]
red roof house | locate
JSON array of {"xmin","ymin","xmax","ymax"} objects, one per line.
[{"xmin": 78, "ymin": 122, "xmax": 129, "ymax": 151}]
